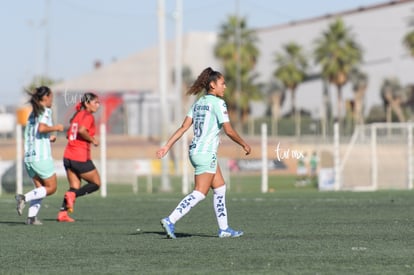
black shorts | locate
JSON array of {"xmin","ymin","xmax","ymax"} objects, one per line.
[{"xmin": 63, "ymin": 158, "xmax": 96, "ymax": 175}]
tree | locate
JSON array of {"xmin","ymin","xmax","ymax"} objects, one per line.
[
  {"xmin": 314, "ymin": 18, "xmax": 363, "ymax": 125},
  {"xmin": 181, "ymin": 65, "xmax": 195, "ymax": 110},
  {"xmin": 380, "ymin": 77, "xmax": 405, "ymax": 123},
  {"xmin": 403, "ymin": 31, "xmax": 414, "ymax": 56},
  {"xmin": 214, "ymin": 15, "xmax": 261, "ymax": 127},
  {"xmin": 170, "ymin": 65, "xmax": 195, "ymax": 175},
  {"xmin": 404, "ymin": 85, "xmax": 414, "ymax": 121},
  {"xmin": 171, "ymin": 65, "xmax": 195, "ymax": 113},
  {"xmin": 265, "ymin": 79, "xmax": 285, "ymax": 136},
  {"xmin": 349, "ymin": 68, "xmax": 368, "ymax": 125},
  {"xmin": 403, "ymin": 11, "xmax": 414, "ymax": 56},
  {"xmin": 25, "ymin": 75, "xmax": 55, "ymax": 92},
  {"xmin": 401, "ymin": 12, "xmax": 414, "ymax": 121},
  {"xmin": 274, "ymin": 42, "xmax": 308, "ymax": 136}
]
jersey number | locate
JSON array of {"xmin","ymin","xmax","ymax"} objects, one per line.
[
  {"xmin": 68, "ymin": 123, "xmax": 78, "ymax": 141},
  {"xmin": 194, "ymin": 121, "xmax": 204, "ymax": 137}
]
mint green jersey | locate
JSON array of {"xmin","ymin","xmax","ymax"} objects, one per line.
[
  {"xmin": 24, "ymin": 108, "xmax": 53, "ymax": 162},
  {"xmin": 187, "ymin": 94, "xmax": 230, "ymax": 155}
]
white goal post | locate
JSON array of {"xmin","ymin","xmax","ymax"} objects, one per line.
[{"xmin": 335, "ymin": 122, "xmax": 413, "ymax": 191}]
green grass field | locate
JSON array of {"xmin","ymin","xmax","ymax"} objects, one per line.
[{"xmin": 1, "ymin": 175, "xmax": 414, "ymax": 274}]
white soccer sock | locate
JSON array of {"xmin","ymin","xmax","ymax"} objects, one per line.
[
  {"xmin": 28, "ymin": 199, "xmax": 42, "ymax": 218},
  {"xmin": 24, "ymin": 186, "xmax": 47, "ymax": 202},
  {"xmin": 169, "ymin": 190, "xmax": 205, "ymax": 224},
  {"xmin": 213, "ymin": 185, "xmax": 228, "ymax": 230}
]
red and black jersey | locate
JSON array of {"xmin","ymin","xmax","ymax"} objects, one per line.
[{"xmin": 64, "ymin": 110, "xmax": 96, "ymax": 162}]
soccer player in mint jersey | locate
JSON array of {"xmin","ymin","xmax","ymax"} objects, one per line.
[
  {"xmin": 15, "ymin": 86, "xmax": 64, "ymax": 225},
  {"xmin": 56, "ymin": 93, "xmax": 101, "ymax": 222},
  {"xmin": 157, "ymin": 67, "xmax": 251, "ymax": 238}
]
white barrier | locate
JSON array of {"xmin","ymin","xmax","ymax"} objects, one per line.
[
  {"xmin": 16, "ymin": 125, "xmax": 23, "ymax": 194},
  {"xmin": 0, "ymin": 160, "xmax": 14, "ymax": 195},
  {"xmin": 100, "ymin": 123, "xmax": 107, "ymax": 198},
  {"xmin": 0, "ymin": 113, "xmax": 15, "ymax": 136},
  {"xmin": 261, "ymin": 123, "xmax": 268, "ymax": 193}
]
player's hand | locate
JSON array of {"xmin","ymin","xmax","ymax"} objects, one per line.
[
  {"xmin": 91, "ymin": 137, "xmax": 99, "ymax": 146},
  {"xmin": 50, "ymin": 135, "xmax": 57, "ymax": 142},
  {"xmin": 55, "ymin": 124, "xmax": 64, "ymax": 132},
  {"xmin": 243, "ymin": 144, "xmax": 251, "ymax": 155},
  {"xmin": 156, "ymin": 146, "xmax": 169, "ymax": 159}
]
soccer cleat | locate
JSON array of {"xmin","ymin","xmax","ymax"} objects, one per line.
[
  {"xmin": 64, "ymin": 191, "xmax": 76, "ymax": 213},
  {"xmin": 56, "ymin": 211, "xmax": 75, "ymax": 222},
  {"xmin": 26, "ymin": 217, "xmax": 43, "ymax": 225},
  {"xmin": 218, "ymin": 227, "xmax": 244, "ymax": 238},
  {"xmin": 15, "ymin": 194, "xmax": 26, "ymax": 216},
  {"xmin": 160, "ymin": 217, "xmax": 176, "ymax": 239}
]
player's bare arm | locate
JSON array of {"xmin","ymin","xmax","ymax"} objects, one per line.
[
  {"xmin": 78, "ymin": 125, "xmax": 98, "ymax": 146},
  {"xmin": 222, "ymin": 122, "xmax": 251, "ymax": 155},
  {"xmin": 38, "ymin": 123, "xmax": 64, "ymax": 133},
  {"xmin": 156, "ymin": 116, "xmax": 193, "ymax": 159}
]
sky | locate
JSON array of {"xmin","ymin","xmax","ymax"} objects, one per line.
[{"xmin": 0, "ymin": 0, "xmax": 385, "ymax": 107}]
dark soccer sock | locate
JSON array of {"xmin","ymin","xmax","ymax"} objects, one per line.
[
  {"xmin": 75, "ymin": 183, "xmax": 99, "ymax": 197},
  {"xmin": 60, "ymin": 200, "xmax": 66, "ymax": 211},
  {"xmin": 60, "ymin": 188, "xmax": 78, "ymax": 211}
]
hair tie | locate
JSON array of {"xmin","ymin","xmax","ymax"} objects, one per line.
[{"xmin": 76, "ymin": 102, "xmax": 82, "ymax": 111}]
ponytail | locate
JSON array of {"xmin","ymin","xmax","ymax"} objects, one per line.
[
  {"xmin": 26, "ymin": 86, "xmax": 51, "ymax": 118},
  {"xmin": 75, "ymin": 102, "xmax": 81, "ymax": 111},
  {"xmin": 187, "ymin": 67, "xmax": 223, "ymax": 96}
]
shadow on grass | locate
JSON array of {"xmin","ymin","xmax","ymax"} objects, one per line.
[
  {"xmin": 129, "ymin": 230, "xmax": 215, "ymax": 239},
  {"xmin": 0, "ymin": 221, "xmax": 26, "ymax": 226}
]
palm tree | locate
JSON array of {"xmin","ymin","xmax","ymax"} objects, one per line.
[
  {"xmin": 214, "ymin": 15, "xmax": 261, "ymax": 127},
  {"xmin": 380, "ymin": 78, "xmax": 406, "ymax": 123},
  {"xmin": 401, "ymin": 12, "xmax": 414, "ymax": 122},
  {"xmin": 170, "ymin": 65, "xmax": 195, "ymax": 175},
  {"xmin": 266, "ymin": 79, "xmax": 285, "ymax": 136},
  {"xmin": 314, "ymin": 18, "xmax": 363, "ymax": 125},
  {"xmin": 349, "ymin": 68, "xmax": 368, "ymax": 125},
  {"xmin": 178, "ymin": 65, "xmax": 195, "ymax": 112},
  {"xmin": 25, "ymin": 75, "xmax": 55, "ymax": 92},
  {"xmin": 274, "ymin": 42, "xmax": 308, "ymax": 136},
  {"xmin": 403, "ymin": 11, "xmax": 414, "ymax": 56},
  {"xmin": 403, "ymin": 31, "xmax": 414, "ymax": 56}
]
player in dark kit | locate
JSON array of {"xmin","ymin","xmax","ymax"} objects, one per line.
[{"xmin": 56, "ymin": 93, "xmax": 101, "ymax": 222}]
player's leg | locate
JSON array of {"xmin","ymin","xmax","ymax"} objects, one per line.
[
  {"xmin": 76, "ymin": 168, "xmax": 100, "ymax": 197},
  {"xmin": 211, "ymin": 164, "xmax": 227, "ymax": 229},
  {"xmin": 164, "ymin": 173, "xmax": 210, "ymax": 223},
  {"xmin": 160, "ymin": 175, "xmax": 208, "ymax": 239},
  {"xmin": 61, "ymin": 168, "xmax": 81, "ymax": 213},
  {"xmin": 19, "ymin": 161, "xmax": 56, "ymax": 198},
  {"xmin": 56, "ymin": 159, "xmax": 77, "ymax": 222},
  {"xmin": 63, "ymin": 158, "xmax": 82, "ymax": 212},
  {"xmin": 69, "ymin": 160, "xmax": 100, "ymax": 199},
  {"xmin": 26, "ymin": 172, "xmax": 58, "ymax": 224},
  {"xmin": 62, "ymin": 159, "xmax": 100, "ymax": 212},
  {"xmin": 168, "ymin": 154, "xmax": 214, "ymax": 223},
  {"xmin": 26, "ymin": 175, "xmax": 47, "ymax": 224},
  {"xmin": 212, "ymin": 164, "xmax": 243, "ymax": 238},
  {"xmin": 26, "ymin": 199, "xmax": 43, "ymax": 225},
  {"xmin": 57, "ymin": 167, "xmax": 79, "ymax": 222},
  {"xmin": 160, "ymin": 154, "xmax": 213, "ymax": 238},
  {"xmin": 16, "ymin": 161, "xmax": 56, "ymax": 216}
]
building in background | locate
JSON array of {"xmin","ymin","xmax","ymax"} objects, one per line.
[
  {"xmin": 50, "ymin": 0, "xmax": 414, "ymax": 137},
  {"xmin": 255, "ymin": 0, "xmax": 414, "ymax": 118}
]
